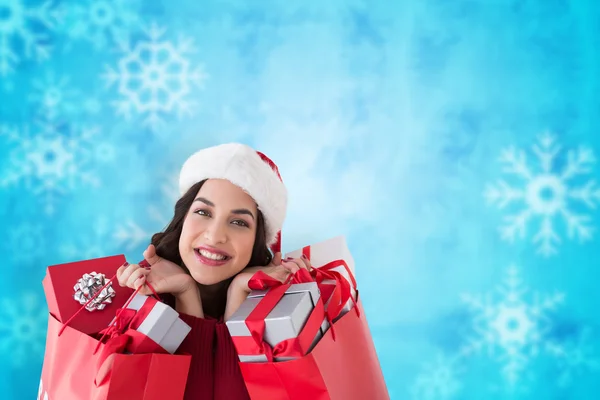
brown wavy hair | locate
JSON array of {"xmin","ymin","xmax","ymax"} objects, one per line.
[{"xmin": 150, "ymin": 180, "xmax": 273, "ymax": 275}]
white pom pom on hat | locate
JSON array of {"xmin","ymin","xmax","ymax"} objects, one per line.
[{"xmin": 178, "ymin": 143, "xmax": 287, "ymax": 253}]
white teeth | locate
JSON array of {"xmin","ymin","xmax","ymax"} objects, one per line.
[{"xmin": 198, "ymin": 249, "xmax": 227, "ymax": 260}]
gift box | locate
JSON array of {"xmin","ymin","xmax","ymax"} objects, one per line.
[
  {"xmin": 236, "ymin": 237, "xmax": 390, "ymax": 400},
  {"xmin": 40, "ymin": 314, "xmax": 192, "ymax": 400},
  {"xmin": 42, "ymin": 255, "xmax": 134, "ymax": 335},
  {"xmin": 226, "ymin": 282, "xmax": 328, "ymax": 362},
  {"xmin": 285, "ymin": 236, "xmax": 357, "ymax": 322},
  {"xmin": 119, "ymin": 293, "xmax": 191, "ymax": 354}
]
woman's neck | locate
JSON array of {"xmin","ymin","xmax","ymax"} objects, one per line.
[{"xmin": 197, "ymin": 279, "xmax": 231, "ymax": 319}]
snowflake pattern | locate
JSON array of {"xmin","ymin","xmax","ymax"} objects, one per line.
[
  {"xmin": 6, "ymin": 223, "xmax": 45, "ymax": 263},
  {"xmin": 0, "ymin": 0, "xmax": 62, "ymax": 76},
  {"xmin": 113, "ymin": 171, "xmax": 179, "ymax": 251},
  {"xmin": 546, "ymin": 327, "xmax": 600, "ymax": 388},
  {"xmin": 63, "ymin": 0, "xmax": 140, "ymax": 51},
  {"xmin": 484, "ymin": 133, "xmax": 600, "ymax": 256},
  {"xmin": 0, "ymin": 118, "xmax": 112, "ymax": 214},
  {"xmin": 459, "ymin": 265, "xmax": 565, "ymax": 386},
  {"xmin": 0, "ymin": 292, "xmax": 48, "ymax": 367},
  {"xmin": 103, "ymin": 23, "xmax": 207, "ymax": 129},
  {"xmin": 410, "ymin": 354, "xmax": 462, "ymax": 400},
  {"xmin": 29, "ymin": 71, "xmax": 79, "ymax": 118}
]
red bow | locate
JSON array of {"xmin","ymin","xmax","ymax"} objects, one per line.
[
  {"xmin": 234, "ymin": 269, "xmax": 324, "ymax": 362},
  {"xmin": 94, "ymin": 290, "xmax": 165, "ymax": 384}
]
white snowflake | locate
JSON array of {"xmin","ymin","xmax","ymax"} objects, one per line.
[
  {"xmin": 546, "ymin": 327, "xmax": 600, "ymax": 388},
  {"xmin": 6, "ymin": 223, "xmax": 45, "ymax": 262},
  {"xmin": 410, "ymin": 354, "xmax": 462, "ymax": 400},
  {"xmin": 459, "ymin": 265, "xmax": 565, "ymax": 386},
  {"xmin": 484, "ymin": 133, "xmax": 600, "ymax": 256},
  {"xmin": 0, "ymin": 0, "xmax": 62, "ymax": 76},
  {"xmin": 0, "ymin": 118, "xmax": 112, "ymax": 214},
  {"xmin": 0, "ymin": 292, "xmax": 48, "ymax": 367},
  {"xmin": 103, "ymin": 23, "xmax": 207, "ymax": 129},
  {"xmin": 113, "ymin": 171, "xmax": 179, "ymax": 251},
  {"xmin": 29, "ymin": 71, "xmax": 101, "ymax": 116},
  {"xmin": 29, "ymin": 71, "xmax": 78, "ymax": 118},
  {"xmin": 63, "ymin": 0, "xmax": 140, "ymax": 51}
]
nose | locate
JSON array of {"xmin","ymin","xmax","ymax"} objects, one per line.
[{"xmin": 203, "ymin": 219, "xmax": 227, "ymax": 244}]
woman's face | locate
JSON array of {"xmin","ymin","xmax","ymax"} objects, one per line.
[{"xmin": 179, "ymin": 179, "xmax": 258, "ymax": 285}]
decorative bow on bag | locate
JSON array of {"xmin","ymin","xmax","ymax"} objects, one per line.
[
  {"xmin": 58, "ymin": 272, "xmax": 167, "ymax": 385},
  {"xmin": 92, "ymin": 282, "xmax": 177, "ymax": 384},
  {"xmin": 233, "ymin": 262, "xmax": 359, "ymax": 363}
]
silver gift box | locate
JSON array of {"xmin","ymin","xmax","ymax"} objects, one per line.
[
  {"xmin": 109, "ymin": 293, "xmax": 191, "ymax": 354},
  {"xmin": 226, "ymin": 282, "xmax": 329, "ymax": 362}
]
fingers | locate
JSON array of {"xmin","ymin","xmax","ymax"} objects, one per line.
[
  {"xmin": 281, "ymin": 262, "xmax": 299, "ymax": 274},
  {"xmin": 282, "ymin": 255, "xmax": 312, "ymax": 273},
  {"xmin": 142, "ymin": 244, "xmax": 161, "ymax": 266},
  {"xmin": 272, "ymin": 252, "xmax": 282, "ymax": 266},
  {"xmin": 136, "ymin": 283, "xmax": 156, "ymax": 296},
  {"xmin": 126, "ymin": 267, "xmax": 150, "ymax": 289},
  {"xmin": 116, "ymin": 263, "xmax": 128, "ymax": 280},
  {"xmin": 299, "ymin": 254, "xmax": 312, "ymax": 270},
  {"xmin": 117, "ymin": 262, "xmax": 136, "ymax": 287},
  {"xmin": 117, "ymin": 262, "xmax": 150, "ymax": 289}
]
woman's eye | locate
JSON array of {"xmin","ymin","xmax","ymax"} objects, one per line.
[
  {"xmin": 232, "ymin": 220, "xmax": 249, "ymax": 227},
  {"xmin": 194, "ymin": 209, "xmax": 210, "ymax": 217}
]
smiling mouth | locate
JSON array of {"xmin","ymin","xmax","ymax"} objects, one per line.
[{"xmin": 194, "ymin": 248, "xmax": 231, "ymax": 262}]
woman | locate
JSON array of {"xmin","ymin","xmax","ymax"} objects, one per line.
[{"xmin": 116, "ymin": 143, "xmax": 310, "ymax": 400}]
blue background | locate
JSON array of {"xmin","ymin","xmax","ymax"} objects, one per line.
[{"xmin": 1, "ymin": 0, "xmax": 599, "ymax": 398}]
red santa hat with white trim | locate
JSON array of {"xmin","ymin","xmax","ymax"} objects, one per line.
[{"xmin": 178, "ymin": 143, "xmax": 287, "ymax": 254}]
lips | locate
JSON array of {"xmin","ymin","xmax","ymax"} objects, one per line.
[
  {"xmin": 193, "ymin": 246, "xmax": 232, "ymax": 267},
  {"xmin": 195, "ymin": 245, "xmax": 231, "ymax": 258}
]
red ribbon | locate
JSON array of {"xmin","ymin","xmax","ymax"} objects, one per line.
[
  {"xmin": 233, "ymin": 249, "xmax": 360, "ymax": 361},
  {"xmin": 302, "ymin": 245, "xmax": 359, "ymax": 316},
  {"xmin": 313, "ymin": 261, "xmax": 359, "ymax": 317},
  {"xmin": 301, "ymin": 246, "xmax": 360, "ymax": 340},
  {"xmin": 94, "ymin": 286, "xmax": 164, "ymax": 374},
  {"xmin": 234, "ymin": 270, "xmax": 325, "ymax": 362}
]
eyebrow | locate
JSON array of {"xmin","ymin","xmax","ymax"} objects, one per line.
[{"xmin": 193, "ymin": 197, "xmax": 255, "ymax": 220}]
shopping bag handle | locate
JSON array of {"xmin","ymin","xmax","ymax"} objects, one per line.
[{"xmin": 58, "ymin": 263, "xmax": 160, "ymax": 336}]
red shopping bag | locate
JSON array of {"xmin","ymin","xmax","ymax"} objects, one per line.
[
  {"xmin": 238, "ymin": 293, "xmax": 388, "ymax": 400},
  {"xmin": 40, "ymin": 255, "xmax": 192, "ymax": 399},
  {"xmin": 39, "ymin": 313, "xmax": 191, "ymax": 400},
  {"xmin": 236, "ymin": 264, "xmax": 389, "ymax": 400}
]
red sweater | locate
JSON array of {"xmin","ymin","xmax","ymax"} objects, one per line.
[{"xmin": 177, "ymin": 313, "xmax": 251, "ymax": 400}]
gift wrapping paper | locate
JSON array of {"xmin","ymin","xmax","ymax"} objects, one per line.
[{"xmin": 227, "ymin": 282, "xmax": 328, "ymax": 362}]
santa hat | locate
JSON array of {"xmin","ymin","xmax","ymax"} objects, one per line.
[{"xmin": 178, "ymin": 143, "xmax": 286, "ymax": 254}]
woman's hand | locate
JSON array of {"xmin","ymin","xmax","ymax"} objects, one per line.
[
  {"xmin": 116, "ymin": 244, "xmax": 195, "ymax": 297},
  {"xmin": 224, "ymin": 252, "xmax": 312, "ymax": 320},
  {"xmin": 117, "ymin": 244, "xmax": 203, "ymax": 317},
  {"xmin": 97, "ymin": 245, "xmax": 204, "ymax": 385}
]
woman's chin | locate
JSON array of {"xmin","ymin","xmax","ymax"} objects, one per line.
[{"xmin": 183, "ymin": 254, "xmax": 246, "ymax": 286}]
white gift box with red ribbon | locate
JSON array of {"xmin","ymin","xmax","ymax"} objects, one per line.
[
  {"xmin": 227, "ymin": 282, "xmax": 329, "ymax": 363},
  {"xmin": 118, "ymin": 293, "xmax": 191, "ymax": 354},
  {"xmin": 285, "ymin": 236, "xmax": 357, "ymax": 321}
]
